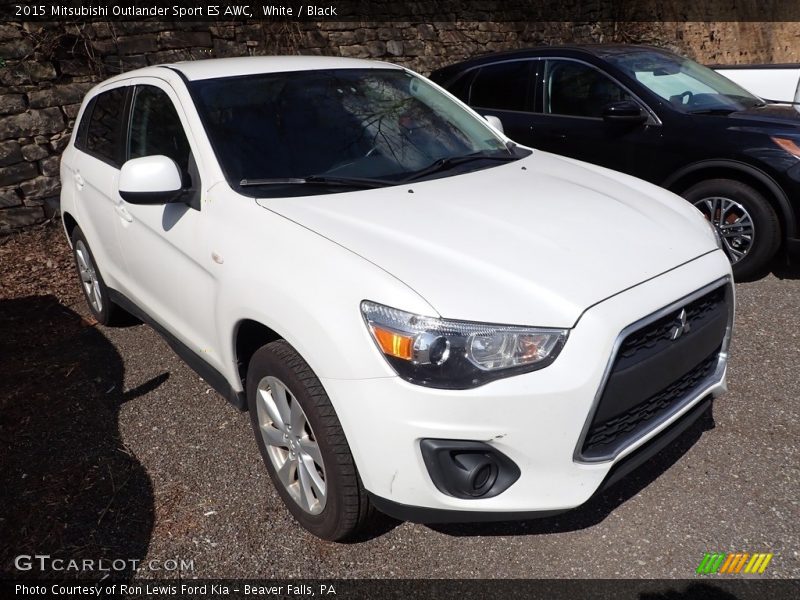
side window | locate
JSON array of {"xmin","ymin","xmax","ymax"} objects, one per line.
[
  {"xmin": 85, "ymin": 88, "xmax": 126, "ymax": 165},
  {"xmin": 469, "ymin": 61, "xmax": 532, "ymax": 111},
  {"xmin": 444, "ymin": 70, "xmax": 476, "ymax": 104},
  {"xmin": 128, "ymin": 85, "xmax": 191, "ymax": 173},
  {"xmin": 74, "ymin": 97, "xmax": 96, "ymax": 152},
  {"xmin": 545, "ymin": 60, "xmax": 632, "ymax": 118}
]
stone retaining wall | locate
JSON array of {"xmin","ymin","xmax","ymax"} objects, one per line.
[{"xmin": 1, "ymin": 19, "xmax": 798, "ymax": 231}]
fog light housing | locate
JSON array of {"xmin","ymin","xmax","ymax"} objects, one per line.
[{"xmin": 420, "ymin": 439, "xmax": 520, "ymax": 499}]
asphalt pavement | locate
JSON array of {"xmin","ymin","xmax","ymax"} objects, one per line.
[
  {"xmin": 101, "ymin": 270, "xmax": 800, "ymax": 578},
  {"xmin": 4, "ymin": 233, "xmax": 798, "ymax": 580}
]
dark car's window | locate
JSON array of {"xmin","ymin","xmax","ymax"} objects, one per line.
[
  {"xmin": 189, "ymin": 68, "xmax": 518, "ymax": 197},
  {"xmin": 443, "ymin": 70, "xmax": 476, "ymax": 104},
  {"xmin": 470, "ymin": 61, "xmax": 531, "ymax": 111},
  {"xmin": 85, "ymin": 88, "xmax": 126, "ymax": 166},
  {"xmin": 128, "ymin": 85, "xmax": 191, "ymax": 172},
  {"xmin": 545, "ymin": 60, "xmax": 631, "ymax": 118},
  {"xmin": 602, "ymin": 48, "xmax": 763, "ymax": 113}
]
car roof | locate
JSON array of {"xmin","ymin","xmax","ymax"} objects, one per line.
[
  {"xmin": 430, "ymin": 44, "xmax": 675, "ymax": 77},
  {"xmin": 98, "ymin": 56, "xmax": 403, "ymax": 87},
  {"xmin": 169, "ymin": 55, "xmax": 403, "ymax": 81}
]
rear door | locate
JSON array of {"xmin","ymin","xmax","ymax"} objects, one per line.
[{"xmin": 68, "ymin": 86, "xmax": 130, "ymax": 287}]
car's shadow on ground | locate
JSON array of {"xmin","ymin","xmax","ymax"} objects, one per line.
[
  {"xmin": 426, "ymin": 407, "xmax": 715, "ymax": 538},
  {"xmin": 769, "ymin": 255, "xmax": 800, "ymax": 280},
  {"xmin": 0, "ymin": 295, "xmax": 163, "ymax": 580},
  {"xmin": 741, "ymin": 254, "xmax": 800, "ymax": 282}
]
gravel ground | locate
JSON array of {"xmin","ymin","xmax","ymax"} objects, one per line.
[{"xmin": 2, "ymin": 225, "xmax": 798, "ymax": 580}]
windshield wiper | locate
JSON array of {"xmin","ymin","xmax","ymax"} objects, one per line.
[
  {"xmin": 402, "ymin": 151, "xmax": 520, "ymax": 183},
  {"xmin": 239, "ymin": 175, "xmax": 393, "ymax": 189},
  {"xmin": 239, "ymin": 151, "xmax": 522, "ymax": 189},
  {"xmin": 687, "ymin": 108, "xmax": 737, "ymax": 115}
]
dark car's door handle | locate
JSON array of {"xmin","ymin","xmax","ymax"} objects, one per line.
[{"xmin": 532, "ymin": 127, "xmax": 567, "ymax": 140}]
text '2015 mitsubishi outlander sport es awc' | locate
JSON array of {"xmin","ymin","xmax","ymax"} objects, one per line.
[{"xmin": 60, "ymin": 56, "xmax": 733, "ymax": 541}]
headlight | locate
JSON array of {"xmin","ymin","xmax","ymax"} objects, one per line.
[{"xmin": 361, "ymin": 300, "xmax": 568, "ymax": 389}]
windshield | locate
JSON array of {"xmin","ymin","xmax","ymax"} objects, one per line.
[
  {"xmin": 189, "ymin": 68, "xmax": 520, "ymax": 195},
  {"xmin": 604, "ymin": 49, "xmax": 763, "ymax": 113}
]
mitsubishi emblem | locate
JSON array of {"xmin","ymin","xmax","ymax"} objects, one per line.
[{"xmin": 670, "ymin": 308, "xmax": 691, "ymax": 340}]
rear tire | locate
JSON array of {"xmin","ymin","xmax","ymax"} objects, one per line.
[
  {"xmin": 71, "ymin": 226, "xmax": 124, "ymax": 326},
  {"xmin": 682, "ymin": 179, "xmax": 780, "ymax": 280},
  {"xmin": 247, "ymin": 340, "xmax": 372, "ymax": 541}
]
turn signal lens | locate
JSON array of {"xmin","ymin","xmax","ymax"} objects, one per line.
[
  {"xmin": 771, "ymin": 136, "xmax": 800, "ymax": 159},
  {"xmin": 371, "ymin": 325, "xmax": 414, "ymax": 360}
]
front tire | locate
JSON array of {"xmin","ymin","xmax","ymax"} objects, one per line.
[
  {"xmin": 247, "ymin": 340, "xmax": 372, "ymax": 541},
  {"xmin": 682, "ymin": 179, "xmax": 780, "ymax": 280}
]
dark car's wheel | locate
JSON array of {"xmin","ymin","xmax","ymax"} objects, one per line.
[
  {"xmin": 247, "ymin": 340, "xmax": 372, "ymax": 541},
  {"xmin": 682, "ymin": 179, "xmax": 780, "ymax": 280},
  {"xmin": 71, "ymin": 226, "xmax": 123, "ymax": 325}
]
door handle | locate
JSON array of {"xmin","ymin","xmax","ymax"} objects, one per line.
[
  {"xmin": 534, "ymin": 128, "xmax": 567, "ymax": 140},
  {"xmin": 115, "ymin": 204, "xmax": 133, "ymax": 223}
]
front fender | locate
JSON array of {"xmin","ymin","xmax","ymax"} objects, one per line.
[{"xmin": 213, "ymin": 201, "xmax": 437, "ymax": 391}]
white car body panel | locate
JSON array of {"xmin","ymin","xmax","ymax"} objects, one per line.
[
  {"xmin": 714, "ymin": 65, "xmax": 800, "ymax": 104},
  {"xmin": 327, "ymin": 251, "xmax": 731, "ymax": 510},
  {"xmin": 259, "ymin": 151, "xmax": 718, "ymax": 328},
  {"xmin": 60, "ymin": 56, "xmax": 734, "ymax": 520}
]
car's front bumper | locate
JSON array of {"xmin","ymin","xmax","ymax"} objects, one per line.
[
  {"xmin": 368, "ymin": 394, "xmax": 714, "ymax": 523},
  {"xmin": 323, "ymin": 250, "xmax": 733, "ymax": 519}
]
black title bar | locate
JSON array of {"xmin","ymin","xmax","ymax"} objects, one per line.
[{"xmin": 2, "ymin": 0, "xmax": 800, "ymax": 22}]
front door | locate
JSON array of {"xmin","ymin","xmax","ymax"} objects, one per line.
[
  {"xmin": 526, "ymin": 58, "xmax": 662, "ymax": 178},
  {"xmin": 113, "ymin": 81, "xmax": 221, "ymax": 371}
]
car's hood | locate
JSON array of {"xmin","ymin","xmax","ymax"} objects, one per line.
[
  {"xmin": 727, "ymin": 102, "xmax": 800, "ymax": 125},
  {"xmin": 256, "ymin": 152, "xmax": 717, "ymax": 327}
]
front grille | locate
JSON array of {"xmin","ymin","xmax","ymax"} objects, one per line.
[
  {"xmin": 579, "ymin": 284, "xmax": 730, "ymax": 461},
  {"xmin": 583, "ymin": 350, "xmax": 719, "ymax": 452},
  {"xmin": 615, "ymin": 286, "xmax": 726, "ymax": 371}
]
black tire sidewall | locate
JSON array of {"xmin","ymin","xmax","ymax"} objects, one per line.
[
  {"xmin": 71, "ymin": 227, "xmax": 115, "ymax": 325},
  {"xmin": 246, "ymin": 342, "xmax": 353, "ymax": 540},
  {"xmin": 682, "ymin": 179, "xmax": 780, "ymax": 280}
]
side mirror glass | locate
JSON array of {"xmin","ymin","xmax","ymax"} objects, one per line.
[
  {"xmin": 119, "ymin": 155, "xmax": 183, "ymax": 205},
  {"xmin": 484, "ymin": 114, "xmax": 505, "ymax": 134},
  {"xmin": 602, "ymin": 101, "xmax": 647, "ymax": 125}
]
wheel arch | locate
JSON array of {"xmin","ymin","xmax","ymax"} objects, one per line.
[
  {"xmin": 233, "ymin": 318, "xmax": 283, "ymax": 403},
  {"xmin": 662, "ymin": 159, "xmax": 796, "ymax": 240},
  {"xmin": 62, "ymin": 211, "xmax": 79, "ymax": 245}
]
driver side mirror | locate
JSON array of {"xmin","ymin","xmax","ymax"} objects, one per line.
[
  {"xmin": 119, "ymin": 155, "xmax": 184, "ymax": 205},
  {"xmin": 483, "ymin": 115, "xmax": 505, "ymax": 134},
  {"xmin": 602, "ymin": 101, "xmax": 647, "ymax": 125}
]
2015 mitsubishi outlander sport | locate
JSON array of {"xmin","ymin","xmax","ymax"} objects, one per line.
[{"xmin": 60, "ymin": 56, "xmax": 733, "ymax": 540}]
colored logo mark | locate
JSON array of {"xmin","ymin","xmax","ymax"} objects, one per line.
[{"xmin": 696, "ymin": 552, "xmax": 773, "ymax": 574}]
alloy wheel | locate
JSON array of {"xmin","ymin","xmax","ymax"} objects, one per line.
[
  {"xmin": 693, "ymin": 196, "xmax": 755, "ymax": 264},
  {"xmin": 75, "ymin": 240, "xmax": 104, "ymax": 314},
  {"xmin": 255, "ymin": 376, "xmax": 327, "ymax": 514}
]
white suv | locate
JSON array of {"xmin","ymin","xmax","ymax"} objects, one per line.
[{"xmin": 61, "ymin": 56, "xmax": 733, "ymax": 541}]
